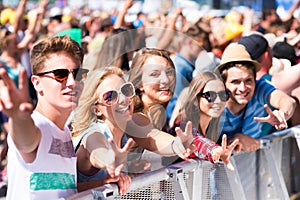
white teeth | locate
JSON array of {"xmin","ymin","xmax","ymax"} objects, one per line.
[
  {"xmin": 66, "ymin": 91, "xmax": 76, "ymax": 96},
  {"xmin": 160, "ymin": 89, "xmax": 170, "ymax": 92},
  {"xmin": 116, "ymin": 106, "xmax": 129, "ymax": 113}
]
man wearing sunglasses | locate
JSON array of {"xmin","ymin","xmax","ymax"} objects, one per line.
[
  {"xmin": 216, "ymin": 44, "xmax": 296, "ymax": 153},
  {"xmin": 0, "ymin": 36, "xmax": 91, "ymax": 199}
]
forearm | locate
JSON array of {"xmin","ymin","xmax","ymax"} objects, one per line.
[
  {"xmin": 133, "ymin": 129, "xmax": 176, "ymax": 156},
  {"xmin": 271, "ymin": 64, "xmax": 300, "ymax": 95},
  {"xmin": 14, "ymin": 0, "xmax": 28, "ymax": 32},
  {"xmin": 270, "ymin": 90, "xmax": 297, "ymax": 120},
  {"xmin": 77, "ymin": 180, "xmax": 107, "ymax": 192}
]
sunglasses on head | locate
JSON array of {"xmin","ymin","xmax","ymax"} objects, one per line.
[
  {"xmin": 199, "ymin": 90, "xmax": 230, "ymax": 103},
  {"xmin": 96, "ymin": 82, "xmax": 135, "ymax": 106},
  {"xmin": 36, "ymin": 68, "xmax": 89, "ymax": 83}
]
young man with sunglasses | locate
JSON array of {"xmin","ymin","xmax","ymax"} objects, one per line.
[
  {"xmin": 216, "ymin": 44, "xmax": 296, "ymax": 152},
  {"xmin": 0, "ymin": 36, "xmax": 90, "ymax": 199}
]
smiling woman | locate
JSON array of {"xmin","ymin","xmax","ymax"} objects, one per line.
[{"xmin": 128, "ymin": 47, "xmax": 176, "ymax": 131}]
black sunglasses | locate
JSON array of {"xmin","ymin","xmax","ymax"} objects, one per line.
[
  {"xmin": 95, "ymin": 82, "xmax": 135, "ymax": 106},
  {"xmin": 199, "ymin": 90, "xmax": 230, "ymax": 103},
  {"xmin": 36, "ymin": 68, "xmax": 89, "ymax": 83}
]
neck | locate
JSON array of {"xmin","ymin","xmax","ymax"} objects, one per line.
[
  {"xmin": 199, "ymin": 113, "xmax": 211, "ymax": 137},
  {"xmin": 256, "ymin": 68, "xmax": 268, "ymax": 80},
  {"xmin": 226, "ymin": 100, "xmax": 245, "ymax": 116},
  {"xmin": 141, "ymin": 96, "xmax": 167, "ymax": 112},
  {"xmin": 35, "ymin": 103, "xmax": 70, "ymax": 130},
  {"xmin": 105, "ymin": 121, "xmax": 124, "ymax": 147}
]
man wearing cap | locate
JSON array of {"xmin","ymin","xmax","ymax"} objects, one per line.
[
  {"xmin": 239, "ymin": 32, "xmax": 300, "ymax": 126},
  {"xmin": 216, "ymin": 43, "xmax": 296, "ymax": 152}
]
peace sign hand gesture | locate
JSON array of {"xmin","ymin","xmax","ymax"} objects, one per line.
[
  {"xmin": 254, "ymin": 104, "xmax": 288, "ymax": 130},
  {"xmin": 0, "ymin": 68, "xmax": 33, "ymax": 119}
]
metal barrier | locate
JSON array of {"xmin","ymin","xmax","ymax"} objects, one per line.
[{"xmin": 67, "ymin": 125, "xmax": 300, "ymax": 200}]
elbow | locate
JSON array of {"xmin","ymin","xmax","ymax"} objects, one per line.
[{"xmin": 285, "ymin": 97, "xmax": 297, "ymax": 120}]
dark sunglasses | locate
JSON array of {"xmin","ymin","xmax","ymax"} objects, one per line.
[
  {"xmin": 199, "ymin": 90, "xmax": 230, "ymax": 103},
  {"xmin": 95, "ymin": 82, "xmax": 135, "ymax": 106},
  {"xmin": 36, "ymin": 68, "xmax": 89, "ymax": 83}
]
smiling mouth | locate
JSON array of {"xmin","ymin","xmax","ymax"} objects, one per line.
[
  {"xmin": 115, "ymin": 106, "xmax": 130, "ymax": 113},
  {"xmin": 236, "ymin": 92, "xmax": 249, "ymax": 98},
  {"xmin": 64, "ymin": 91, "xmax": 78, "ymax": 96}
]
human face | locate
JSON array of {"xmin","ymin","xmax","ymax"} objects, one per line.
[
  {"xmin": 33, "ymin": 52, "xmax": 84, "ymax": 112},
  {"xmin": 95, "ymin": 74, "xmax": 134, "ymax": 127},
  {"xmin": 141, "ymin": 55, "xmax": 175, "ymax": 106},
  {"xmin": 225, "ymin": 67, "xmax": 255, "ymax": 107},
  {"xmin": 199, "ymin": 80, "xmax": 227, "ymax": 118}
]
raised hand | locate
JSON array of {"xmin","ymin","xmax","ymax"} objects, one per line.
[
  {"xmin": 254, "ymin": 104, "xmax": 287, "ymax": 130},
  {"xmin": 0, "ymin": 68, "xmax": 32, "ymax": 119},
  {"xmin": 105, "ymin": 138, "xmax": 134, "ymax": 178},
  {"xmin": 211, "ymin": 134, "xmax": 239, "ymax": 171},
  {"xmin": 172, "ymin": 121, "xmax": 196, "ymax": 160}
]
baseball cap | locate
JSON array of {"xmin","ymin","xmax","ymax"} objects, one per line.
[
  {"xmin": 238, "ymin": 33, "xmax": 269, "ymax": 60},
  {"xmin": 271, "ymin": 41, "xmax": 296, "ymax": 66},
  {"xmin": 216, "ymin": 43, "xmax": 261, "ymax": 73}
]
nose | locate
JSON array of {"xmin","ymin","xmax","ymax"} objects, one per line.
[
  {"xmin": 66, "ymin": 72, "xmax": 76, "ymax": 86},
  {"xmin": 238, "ymin": 81, "xmax": 247, "ymax": 91},
  {"xmin": 118, "ymin": 92, "xmax": 132, "ymax": 105},
  {"xmin": 214, "ymin": 94, "xmax": 222, "ymax": 103},
  {"xmin": 160, "ymin": 72, "xmax": 170, "ymax": 83}
]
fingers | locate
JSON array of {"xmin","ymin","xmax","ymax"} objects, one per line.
[
  {"xmin": 184, "ymin": 121, "xmax": 194, "ymax": 144},
  {"xmin": 263, "ymin": 104, "xmax": 274, "ymax": 116},
  {"xmin": 108, "ymin": 138, "xmax": 119, "ymax": 153},
  {"xmin": 173, "ymin": 121, "xmax": 194, "ymax": 159},
  {"xmin": 172, "ymin": 137, "xmax": 189, "ymax": 159},
  {"xmin": 117, "ymin": 173, "xmax": 131, "ymax": 195},
  {"xmin": 106, "ymin": 139, "xmax": 123, "ymax": 178},
  {"xmin": 228, "ymin": 139, "xmax": 239, "ymax": 151},
  {"xmin": 121, "ymin": 138, "xmax": 134, "ymax": 152},
  {"xmin": 221, "ymin": 134, "xmax": 227, "ymax": 151},
  {"xmin": 18, "ymin": 68, "xmax": 30, "ymax": 101},
  {"xmin": 0, "ymin": 68, "xmax": 15, "ymax": 110},
  {"xmin": 273, "ymin": 110, "xmax": 287, "ymax": 130},
  {"xmin": 253, "ymin": 116, "xmax": 267, "ymax": 123}
]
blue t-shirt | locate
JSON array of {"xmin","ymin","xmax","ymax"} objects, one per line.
[{"xmin": 220, "ymin": 78, "xmax": 276, "ymax": 139}]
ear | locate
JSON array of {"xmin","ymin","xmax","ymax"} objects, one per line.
[
  {"xmin": 31, "ymin": 75, "xmax": 43, "ymax": 94},
  {"xmin": 138, "ymin": 86, "xmax": 144, "ymax": 93},
  {"xmin": 92, "ymin": 104, "xmax": 102, "ymax": 116},
  {"xmin": 193, "ymin": 98, "xmax": 199, "ymax": 107}
]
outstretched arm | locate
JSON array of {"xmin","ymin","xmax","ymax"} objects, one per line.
[
  {"xmin": 126, "ymin": 113, "xmax": 195, "ymax": 160},
  {"xmin": 254, "ymin": 90, "xmax": 296, "ymax": 130},
  {"xmin": 0, "ymin": 68, "xmax": 40, "ymax": 163}
]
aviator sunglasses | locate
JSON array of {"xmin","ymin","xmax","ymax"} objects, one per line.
[
  {"xmin": 199, "ymin": 90, "xmax": 230, "ymax": 103},
  {"xmin": 36, "ymin": 68, "xmax": 89, "ymax": 83},
  {"xmin": 95, "ymin": 82, "xmax": 135, "ymax": 106}
]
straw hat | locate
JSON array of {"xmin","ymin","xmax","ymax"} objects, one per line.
[{"xmin": 216, "ymin": 43, "xmax": 261, "ymax": 73}]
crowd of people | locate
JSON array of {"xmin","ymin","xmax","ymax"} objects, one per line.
[{"xmin": 0, "ymin": 0, "xmax": 299, "ymax": 198}]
